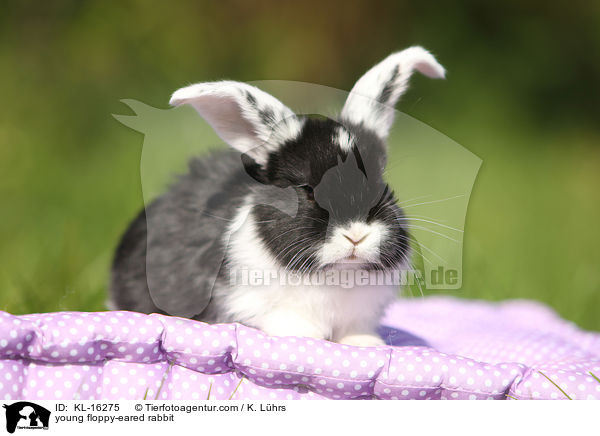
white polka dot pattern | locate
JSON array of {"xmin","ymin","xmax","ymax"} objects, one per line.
[{"xmin": 0, "ymin": 298, "xmax": 598, "ymax": 400}]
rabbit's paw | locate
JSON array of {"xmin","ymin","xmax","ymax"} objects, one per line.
[{"xmin": 338, "ymin": 334, "xmax": 385, "ymax": 347}]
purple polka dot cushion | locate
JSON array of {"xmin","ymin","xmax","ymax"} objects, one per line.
[{"xmin": 1, "ymin": 297, "xmax": 599, "ymax": 400}]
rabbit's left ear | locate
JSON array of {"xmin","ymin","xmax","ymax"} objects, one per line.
[{"xmin": 340, "ymin": 46, "xmax": 445, "ymax": 140}]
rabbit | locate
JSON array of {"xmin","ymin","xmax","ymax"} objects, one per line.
[{"xmin": 109, "ymin": 46, "xmax": 445, "ymax": 347}]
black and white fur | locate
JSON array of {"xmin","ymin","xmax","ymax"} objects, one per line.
[{"xmin": 110, "ymin": 46, "xmax": 445, "ymax": 346}]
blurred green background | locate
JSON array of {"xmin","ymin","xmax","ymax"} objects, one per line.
[{"xmin": 1, "ymin": 1, "xmax": 599, "ymax": 329}]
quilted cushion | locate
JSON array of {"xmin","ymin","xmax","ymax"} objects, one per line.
[{"xmin": 0, "ymin": 297, "xmax": 598, "ymax": 400}]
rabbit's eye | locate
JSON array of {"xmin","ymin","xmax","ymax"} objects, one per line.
[{"xmin": 300, "ymin": 185, "xmax": 314, "ymax": 201}]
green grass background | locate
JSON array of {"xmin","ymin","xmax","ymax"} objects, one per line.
[{"xmin": 1, "ymin": 1, "xmax": 599, "ymax": 330}]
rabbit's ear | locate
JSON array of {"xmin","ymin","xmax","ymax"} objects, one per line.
[
  {"xmin": 170, "ymin": 81, "xmax": 303, "ymax": 165},
  {"xmin": 340, "ymin": 46, "xmax": 445, "ymax": 140}
]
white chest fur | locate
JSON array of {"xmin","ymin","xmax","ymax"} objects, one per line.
[{"xmin": 220, "ymin": 203, "xmax": 397, "ymax": 345}]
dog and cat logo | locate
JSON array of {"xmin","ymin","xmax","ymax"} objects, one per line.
[{"xmin": 2, "ymin": 402, "xmax": 50, "ymax": 433}]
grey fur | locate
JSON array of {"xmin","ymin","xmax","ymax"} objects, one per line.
[
  {"xmin": 110, "ymin": 150, "xmax": 249, "ymax": 319},
  {"xmin": 110, "ymin": 148, "xmax": 300, "ymax": 320}
]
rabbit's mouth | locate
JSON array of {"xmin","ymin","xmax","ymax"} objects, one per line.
[
  {"xmin": 317, "ymin": 221, "xmax": 387, "ymax": 268},
  {"xmin": 341, "ymin": 253, "xmax": 371, "ymax": 263},
  {"xmin": 321, "ymin": 255, "xmax": 380, "ymax": 271}
]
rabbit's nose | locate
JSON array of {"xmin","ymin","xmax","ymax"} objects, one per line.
[{"xmin": 343, "ymin": 232, "xmax": 370, "ymax": 246}]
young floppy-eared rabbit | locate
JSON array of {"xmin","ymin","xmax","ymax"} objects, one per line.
[{"xmin": 110, "ymin": 47, "xmax": 445, "ymax": 346}]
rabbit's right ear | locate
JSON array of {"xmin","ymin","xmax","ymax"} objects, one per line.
[{"xmin": 170, "ymin": 81, "xmax": 304, "ymax": 166}]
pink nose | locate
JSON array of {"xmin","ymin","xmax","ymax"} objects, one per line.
[{"xmin": 343, "ymin": 233, "xmax": 369, "ymax": 246}]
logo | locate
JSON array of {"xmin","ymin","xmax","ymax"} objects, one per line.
[
  {"xmin": 114, "ymin": 79, "xmax": 481, "ymax": 318},
  {"xmin": 2, "ymin": 402, "xmax": 50, "ymax": 434}
]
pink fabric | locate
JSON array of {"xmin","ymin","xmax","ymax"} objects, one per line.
[{"xmin": 0, "ymin": 297, "xmax": 598, "ymax": 400}]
